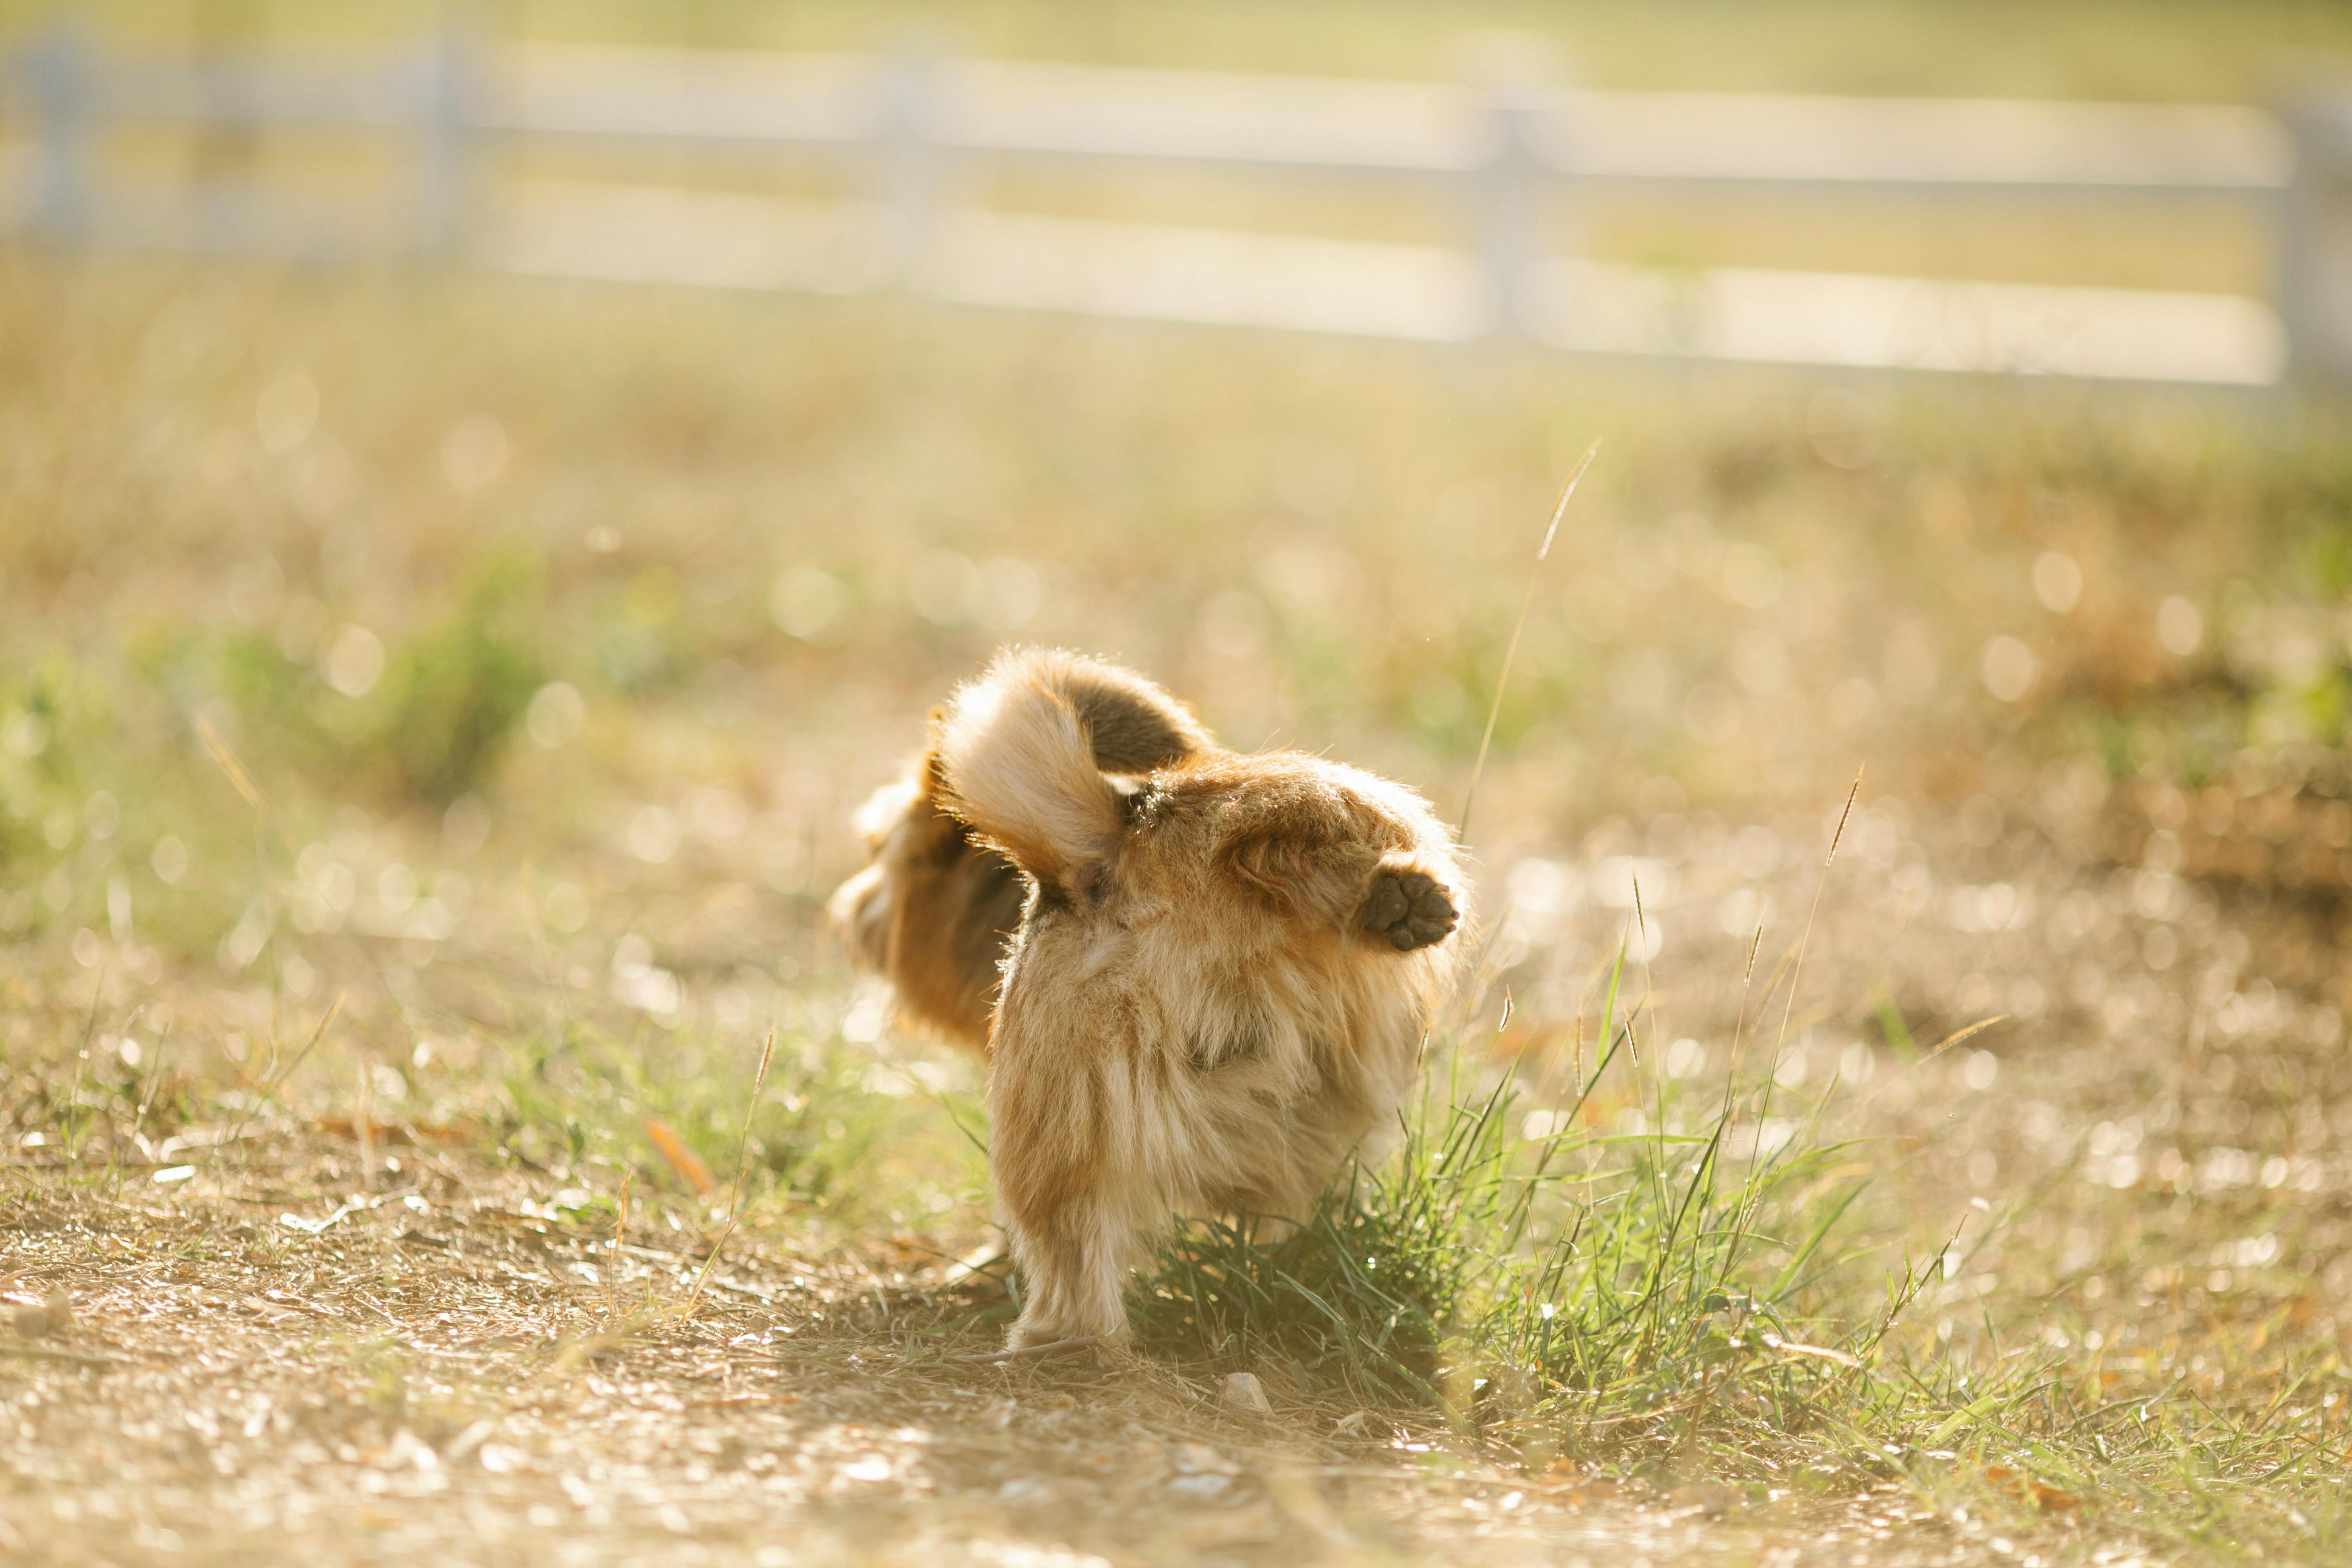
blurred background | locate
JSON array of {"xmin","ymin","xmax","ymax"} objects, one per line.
[
  {"xmin": 5, "ymin": 0, "xmax": 2352, "ymax": 1134},
  {"xmin": 16, "ymin": 14, "xmax": 2352, "ymax": 1554}
]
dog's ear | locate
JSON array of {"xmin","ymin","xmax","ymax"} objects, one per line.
[
  {"xmin": 849, "ymin": 773, "xmax": 921, "ymax": 851},
  {"xmin": 936, "ymin": 651, "xmax": 1127, "ymax": 900},
  {"xmin": 825, "ymin": 862, "xmax": 891, "ymax": 969},
  {"xmin": 919, "ymin": 742, "xmax": 954, "ymax": 805}
]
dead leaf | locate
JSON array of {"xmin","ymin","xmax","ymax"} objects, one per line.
[
  {"xmin": 643, "ymin": 1117, "xmax": 716, "ymax": 1198},
  {"xmin": 1984, "ymin": 1467, "xmax": 2085, "ymax": 1513},
  {"xmin": 314, "ymin": 1116, "xmax": 475, "ymax": 1146},
  {"xmin": 1758, "ymin": 1330, "xmax": 1862, "ymax": 1366}
]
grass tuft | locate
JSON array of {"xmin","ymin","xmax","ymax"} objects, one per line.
[
  {"xmin": 1133, "ymin": 930, "xmax": 1936, "ymax": 1481},
  {"xmin": 186, "ymin": 550, "xmax": 547, "ymax": 808}
]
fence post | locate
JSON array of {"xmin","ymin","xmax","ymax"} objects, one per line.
[
  {"xmin": 189, "ymin": 39, "xmax": 263, "ymax": 254},
  {"xmin": 872, "ymin": 38, "xmax": 943, "ymax": 283},
  {"xmin": 28, "ymin": 21, "xmax": 92, "ymax": 242},
  {"xmin": 2277, "ymin": 92, "xmax": 2352, "ymax": 383},
  {"xmin": 415, "ymin": 20, "xmax": 478, "ymax": 258},
  {"xmin": 1463, "ymin": 39, "xmax": 1564, "ymax": 340}
]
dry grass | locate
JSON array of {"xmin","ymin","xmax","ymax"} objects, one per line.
[
  {"xmin": 4, "ymin": 248, "xmax": 2352, "ymax": 1564},
  {"xmin": 0, "ymin": 1144, "xmax": 1982, "ymax": 1567}
]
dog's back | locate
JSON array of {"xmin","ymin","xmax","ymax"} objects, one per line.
[{"xmin": 826, "ymin": 654, "xmax": 1214, "ymax": 1048}]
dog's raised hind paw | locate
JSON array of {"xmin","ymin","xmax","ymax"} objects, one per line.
[{"xmin": 1359, "ymin": 868, "xmax": 1458, "ymax": 951}]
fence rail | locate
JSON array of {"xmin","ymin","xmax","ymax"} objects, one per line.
[{"xmin": 3, "ymin": 25, "xmax": 2343, "ymax": 385}]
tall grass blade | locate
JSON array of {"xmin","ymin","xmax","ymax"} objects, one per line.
[{"xmin": 1459, "ymin": 439, "xmax": 1600, "ymax": 842}]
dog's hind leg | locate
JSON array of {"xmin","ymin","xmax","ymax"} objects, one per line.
[
  {"xmin": 994, "ymin": 1132, "xmax": 1140, "ymax": 1349},
  {"xmin": 987, "ymin": 994, "xmax": 1161, "ymax": 1349},
  {"xmin": 1000, "ymin": 1193, "xmax": 1134, "ymax": 1351},
  {"xmin": 1225, "ymin": 830, "xmax": 1463, "ymax": 954}
]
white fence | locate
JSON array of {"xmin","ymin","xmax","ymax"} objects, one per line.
[{"xmin": 3, "ymin": 22, "xmax": 2343, "ymax": 386}]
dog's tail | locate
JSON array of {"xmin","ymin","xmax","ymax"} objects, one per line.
[
  {"xmin": 936, "ymin": 649, "xmax": 1204, "ymax": 893},
  {"xmin": 1048, "ymin": 651, "xmax": 1216, "ymax": 775}
]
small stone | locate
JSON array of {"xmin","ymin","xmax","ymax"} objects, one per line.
[
  {"xmin": 1219, "ymin": 1371, "xmax": 1273, "ymax": 1415},
  {"xmin": 441, "ymin": 1418, "xmax": 498, "ymax": 1463},
  {"xmin": 1168, "ymin": 1472, "xmax": 1233, "ymax": 1500},
  {"xmin": 1171, "ymin": 1442, "xmax": 1239, "ymax": 1476},
  {"xmin": 8, "ymin": 1292, "xmax": 69, "ymax": 1339},
  {"xmin": 1666, "ymin": 1482, "xmax": 1741, "ymax": 1516},
  {"xmin": 1178, "ymin": 1504, "xmax": 1281, "ymax": 1546}
]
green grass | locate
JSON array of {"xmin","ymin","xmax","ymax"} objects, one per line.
[
  {"xmin": 1131, "ymin": 888, "xmax": 1916, "ymax": 1442},
  {"xmin": 13, "ymin": 253, "xmax": 2352, "ymax": 848},
  {"xmin": 140, "ymin": 551, "xmax": 549, "ymax": 811},
  {"xmin": 1127, "ymin": 931, "xmax": 2352, "ymax": 1552}
]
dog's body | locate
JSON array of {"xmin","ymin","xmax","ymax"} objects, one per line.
[
  {"xmin": 835, "ymin": 650, "xmax": 1465, "ymax": 1349},
  {"xmin": 827, "ymin": 659, "xmax": 1216, "ymax": 1048}
]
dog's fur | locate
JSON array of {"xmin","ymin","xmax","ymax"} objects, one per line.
[
  {"xmin": 827, "ymin": 659, "xmax": 1218, "ymax": 1049},
  {"xmin": 837, "ymin": 649, "xmax": 1466, "ymax": 1350}
]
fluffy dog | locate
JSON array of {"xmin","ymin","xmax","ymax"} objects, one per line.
[
  {"xmin": 827, "ymin": 659, "xmax": 1217, "ymax": 1049},
  {"xmin": 840, "ymin": 649, "xmax": 1467, "ymax": 1351}
]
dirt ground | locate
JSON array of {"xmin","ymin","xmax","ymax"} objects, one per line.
[
  {"xmin": 6, "ymin": 775, "xmax": 2339, "ymax": 1568},
  {"xmin": 0, "ymin": 1167, "xmax": 1967, "ymax": 1568}
]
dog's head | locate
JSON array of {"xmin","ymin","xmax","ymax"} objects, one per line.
[
  {"xmin": 824, "ymin": 773, "xmax": 921, "ymax": 978},
  {"xmin": 826, "ymin": 749, "xmax": 1028, "ymax": 1046}
]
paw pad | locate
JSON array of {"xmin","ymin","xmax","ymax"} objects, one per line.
[{"xmin": 1359, "ymin": 869, "xmax": 1458, "ymax": 951}]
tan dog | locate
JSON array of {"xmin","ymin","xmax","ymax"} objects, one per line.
[
  {"xmin": 841, "ymin": 649, "xmax": 1467, "ymax": 1350},
  {"xmin": 828, "ymin": 658, "xmax": 1217, "ymax": 1048}
]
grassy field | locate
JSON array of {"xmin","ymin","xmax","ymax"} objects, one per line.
[{"xmin": 2, "ymin": 245, "xmax": 2350, "ymax": 1566}]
